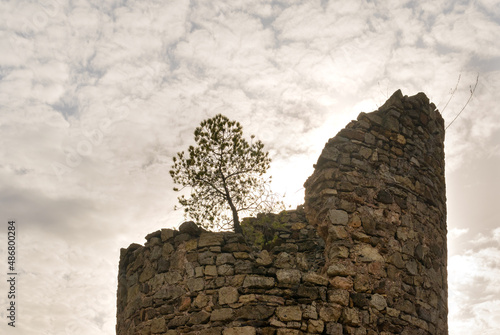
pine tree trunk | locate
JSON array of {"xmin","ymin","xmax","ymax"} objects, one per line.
[
  {"xmin": 220, "ymin": 171, "xmax": 242, "ymax": 234},
  {"xmin": 231, "ymin": 203, "xmax": 242, "ymax": 235}
]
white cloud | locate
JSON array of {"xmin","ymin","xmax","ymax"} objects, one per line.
[
  {"xmin": 432, "ymin": 6, "xmax": 500, "ymax": 57},
  {"xmin": 0, "ymin": 0, "xmax": 499, "ymax": 334},
  {"xmin": 449, "ymin": 233, "xmax": 500, "ymax": 334},
  {"xmin": 449, "ymin": 227, "xmax": 470, "ymax": 240}
]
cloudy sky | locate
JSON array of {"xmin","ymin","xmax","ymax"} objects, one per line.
[{"xmin": 0, "ymin": 0, "xmax": 499, "ymax": 334}]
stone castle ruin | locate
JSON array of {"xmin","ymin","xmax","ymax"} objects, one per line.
[{"xmin": 116, "ymin": 90, "xmax": 447, "ymax": 334}]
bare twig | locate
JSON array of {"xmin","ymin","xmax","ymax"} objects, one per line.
[
  {"xmin": 441, "ymin": 74, "xmax": 461, "ymax": 115},
  {"xmin": 445, "ymin": 74, "xmax": 479, "ymax": 130}
]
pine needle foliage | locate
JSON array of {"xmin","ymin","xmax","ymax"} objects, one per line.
[{"xmin": 170, "ymin": 114, "xmax": 274, "ymax": 234}]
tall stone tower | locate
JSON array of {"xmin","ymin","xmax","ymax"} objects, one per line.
[
  {"xmin": 116, "ymin": 90, "xmax": 447, "ymax": 335},
  {"xmin": 304, "ymin": 89, "xmax": 447, "ymax": 334}
]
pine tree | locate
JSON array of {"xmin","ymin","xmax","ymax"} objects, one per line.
[{"xmin": 170, "ymin": 114, "xmax": 273, "ymax": 234}]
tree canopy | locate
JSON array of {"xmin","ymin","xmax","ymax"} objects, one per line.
[{"xmin": 170, "ymin": 114, "xmax": 277, "ymax": 233}]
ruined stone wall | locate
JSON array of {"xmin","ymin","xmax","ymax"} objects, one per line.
[
  {"xmin": 117, "ymin": 209, "xmax": 333, "ymax": 335},
  {"xmin": 116, "ymin": 90, "xmax": 447, "ymax": 335},
  {"xmin": 304, "ymin": 90, "xmax": 447, "ymax": 334}
]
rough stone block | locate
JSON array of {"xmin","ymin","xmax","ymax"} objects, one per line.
[
  {"xmin": 328, "ymin": 289, "xmax": 349, "ymax": 306},
  {"xmin": 319, "ymin": 304, "xmax": 342, "ymax": 322},
  {"xmin": 223, "ymin": 327, "xmax": 256, "ymax": 335},
  {"xmin": 179, "ymin": 221, "xmax": 203, "ymax": 236},
  {"xmin": 303, "ymin": 272, "xmax": 329, "ymax": 286},
  {"xmin": 256, "ymin": 250, "xmax": 273, "ymax": 266},
  {"xmin": 199, "ymin": 233, "xmax": 224, "ymax": 247},
  {"xmin": 276, "ymin": 269, "xmax": 302, "ymax": 285},
  {"xmin": 188, "ymin": 310, "xmax": 210, "ymax": 325},
  {"xmin": 303, "ymin": 304, "xmax": 318, "ymax": 319},
  {"xmin": 160, "ymin": 229, "xmax": 175, "ymax": 242},
  {"xmin": 219, "ymin": 286, "xmax": 239, "ymax": 305},
  {"xmin": 328, "ymin": 210, "xmax": 348, "ymax": 225},
  {"xmin": 218, "ymin": 264, "xmax": 235, "ymax": 276},
  {"xmin": 236, "ymin": 304, "xmax": 276, "ymax": 320},
  {"xmin": 327, "ymin": 263, "xmax": 355, "ymax": 277},
  {"xmin": 369, "ymin": 294, "xmax": 387, "ymax": 311},
  {"xmin": 243, "ymin": 275, "xmax": 275, "ymax": 289},
  {"xmin": 210, "ymin": 308, "xmax": 235, "ymax": 322},
  {"xmin": 329, "ymin": 276, "xmax": 353, "ymax": 290},
  {"xmin": 216, "ymin": 253, "xmax": 236, "ymax": 265},
  {"xmin": 276, "ymin": 305, "xmax": 302, "ymax": 321},
  {"xmin": 199, "ymin": 251, "xmax": 216, "ymax": 265},
  {"xmin": 187, "ymin": 278, "xmax": 205, "ymax": 292},
  {"xmin": 276, "ymin": 329, "xmax": 301, "ymax": 335},
  {"xmin": 308, "ymin": 319, "xmax": 325, "ymax": 333},
  {"xmin": 325, "ymin": 322, "xmax": 343, "ymax": 335},
  {"xmin": 150, "ymin": 317, "xmax": 166, "ymax": 333},
  {"xmin": 328, "ymin": 225, "xmax": 348, "ymax": 240},
  {"xmin": 352, "ymin": 244, "xmax": 384, "ymax": 262},
  {"xmin": 342, "ymin": 308, "xmax": 360, "ymax": 326}
]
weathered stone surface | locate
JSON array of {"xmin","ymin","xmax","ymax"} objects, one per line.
[
  {"xmin": 302, "ymin": 304, "xmax": 318, "ymax": 319},
  {"xmin": 329, "ymin": 276, "xmax": 353, "ymax": 290},
  {"xmin": 303, "ymin": 272, "xmax": 329, "ymax": 286},
  {"xmin": 276, "ymin": 329, "xmax": 301, "ymax": 335},
  {"xmin": 188, "ymin": 310, "xmax": 210, "ymax": 325},
  {"xmin": 328, "ymin": 225, "xmax": 349, "ymax": 240},
  {"xmin": 139, "ymin": 265, "xmax": 155, "ymax": 283},
  {"xmin": 200, "ymin": 328, "xmax": 223, "ymax": 335},
  {"xmin": 185, "ymin": 239, "xmax": 198, "ymax": 251},
  {"xmin": 298, "ymin": 285, "xmax": 320, "ymax": 300},
  {"xmin": 308, "ymin": 319, "xmax": 325, "ymax": 333},
  {"xmin": 150, "ymin": 317, "xmax": 166, "ymax": 333},
  {"xmin": 276, "ymin": 269, "xmax": 302, "ymax": 285},
  {"xmin": 217, "ymin": 264, "xmax": 235, "ymax": 276},
  {"xmin": 243, "ymin": 275, "xmax": 275, "ymax": 289},
  {"xmin": 325, "ymin": 322, "xmax": 343, "ymax": 335},
  {"xmin": 179, "ymin": 221, "xmax": 203, "ymax": 236},
  {"xmin": 161, "ymin": 229, "xmax": 175, "ymax": 242},
  {"xmin": 168, "ymin": 315, "xmax": 190, "ymax": 328},
  {"xmin": 319, "ymin": 305, "xmax": 342, "ymax": 322},
  {"xmin": 199, "ymin": 233, "xmax": 224, "ymax": 247},
  {"xmin": 216, "ymin": 253, "xmax": 236, "ymax": 265},
  {"xmin": 342, "ymin": 308, "xmax": 360, "ymax": 326},
  {"xmin": 153, "ymin": 285, "xmax": 185, "ymax": 300},
  {"xmin": 199, "ymin": 251, "xmax": 216, "ymax": 265},
  {"xmin": 370, "ymin": 293, "xmax": 387, "ymax": 311},
  {"xmin": 237, "ymin": 304, "xmax": 275, "ymax": 320},
  {"xmin": 256, "ymin": 250, "xmax": 273, "ymax": 266},
  {"xmin": 210, "ymin": 308, "xmax": 235, "ymax": 322},
  {"xmin": 327, "ymin": 263, "xmax": 355, "ymax": 277},
  {"xmin": 233, "ymin": 251, "xmax": 250, "ymax": 259},
  {"xmin": 223, "ymin": 327, "xmax": 256, "ymax": 335},
  {"xmin": 162, "ymin": 242, "xmax": 174, "ymax": 257},
  {"xmin": 204, "ymin": 265, "xmax": 218, "ymax": 276},
  {"xmin": 274, "ymin": 252, "xmax": 296, "ymax": 268},
  {"xmin": 219, "ymin": 286, "xmax": 239, "ymax": 305},
  {"xmin": 388, "ymin": 252, "xmax": 405, "ymax": 269},
  {"xmin": 187, "ymin": 277, "xmax": 205, "ymax": 291},
  {"xmin": 179, "ymin": 296, "xmax": 191, "ymax": 311},
  {"xmin": 276, "ymin": 305, "xmax": 302, "ymax": 321},
  {"xmin": 328, "ymin": 289, "xmax": 350, "ymax": 306},
  {"xmin": 328, "ymin": 210, "xmax": 349, "ymax": 225},
  {"xmin": 352, "ymin": 244, "xmax": 384, "ymax": 262},
  {"xmin": 193, "ymin": 293, "xmax": 210, "ymax": 309}
]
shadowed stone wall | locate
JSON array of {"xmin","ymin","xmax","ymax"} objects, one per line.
[
  {"xmin": 116, "ymin": 90, "xmax": 447, "ymax": 335},
  {"xmin": 304, "ymin": 90, "xmax": 447, "ymax": 334},
  {"xmin": 116, "ymin": 209, "xmax": 331, "ymax": 335}
]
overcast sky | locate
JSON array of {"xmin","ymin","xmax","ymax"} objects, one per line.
[{"xmin": 0, "ymin": 0, "xmax": 499, "ymax": 334}]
